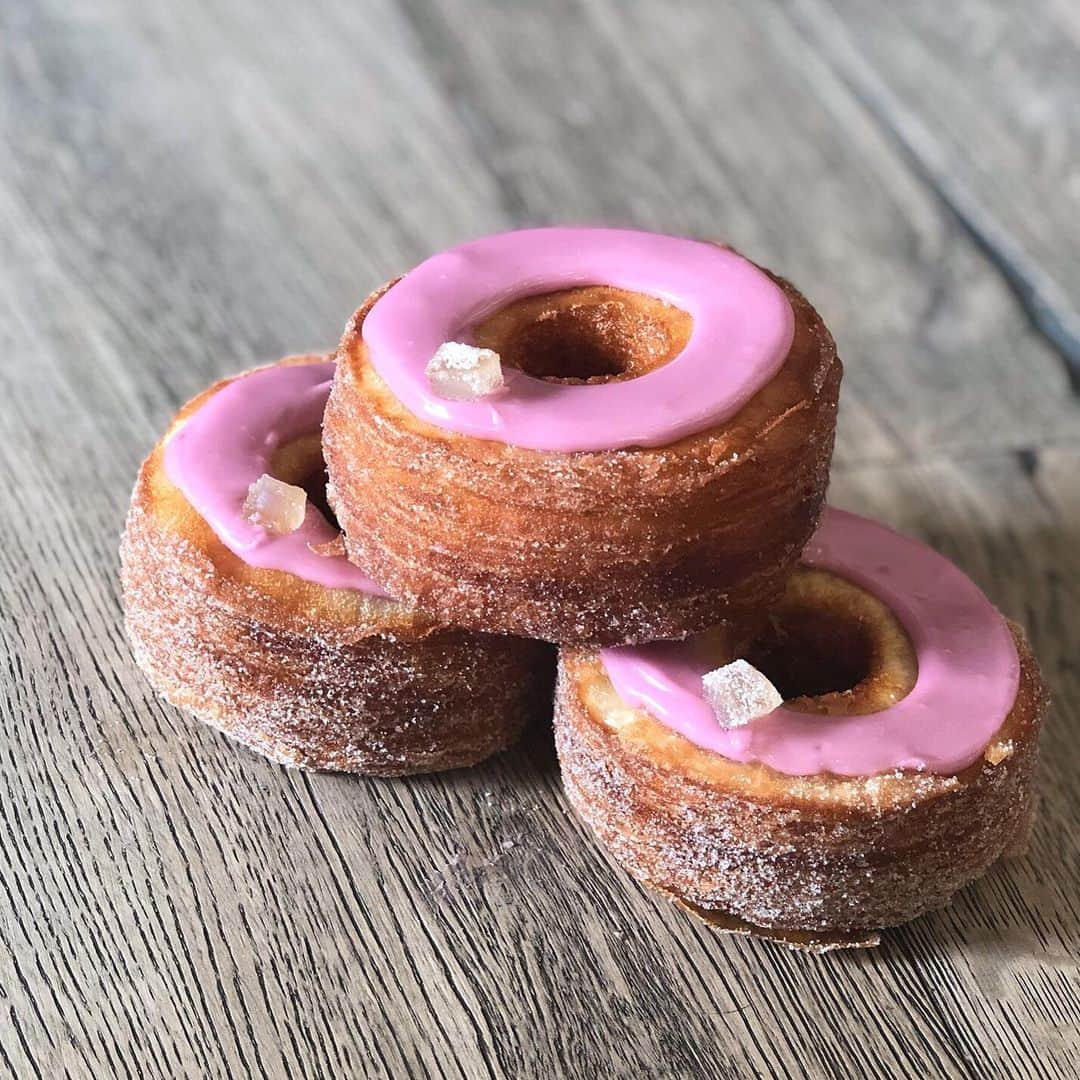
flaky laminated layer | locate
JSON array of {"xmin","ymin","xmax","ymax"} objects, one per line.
[
  {"xmin": 324, "ymin": 268, "xmax": 841, "ymax": 645},
  {"xmin": 554, "ymin": 621, "xmax": 1047, "ymax": 941},
  {"xmin": 120, "ymin": 355, "xmax": 553, "ymax": 775}
]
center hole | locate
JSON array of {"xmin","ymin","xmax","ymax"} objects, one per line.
[
  {"xmin": 270, "ymin": 434, "xmax": 341, "ymax": 531},
  {"xmin": 744, "ymin": 603, "xmax": 875, "ymax": 702},
  {"xmin": 472, "ymin": 285, "xmax": 692, "ymax": 384},
  {"xmin": 302, "ymin": 465, "xmax": 339, "ymax": 530}
]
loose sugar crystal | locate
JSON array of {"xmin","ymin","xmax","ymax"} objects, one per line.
[
  {"xmin": 425, "ymin": 341, "xmax": 504, "ymax": 400},
  {"xmin": 701, "ymin": 659, "xmax": 783, "ymax": 729},
  {"xmin": 243, "ymin": 474, "xmax": 307, "ymax": 534}
]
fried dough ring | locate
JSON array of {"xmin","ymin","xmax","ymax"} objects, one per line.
[
  {"xmin": 554, "ymin": 564, "xmax": 1048, "ymax": 948},
  {"xmin": 324, "ymin": 261, "xmax": 840, "ymax": 646},
  {"xmin": 120, "ymin": 355, "xmax": 551, "ymax": 775}
]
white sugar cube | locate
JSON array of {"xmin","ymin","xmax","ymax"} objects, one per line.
[
  {"xmin": 243, "ymin": 474, "xmax": 307, "ymax": 535},
  {"xmin": 425, "ymin": 341, "xmax": 503, "ymax": 401},
  {"xmin": 701, "ymin": 660, "xmax": 783, "ymax": 729}
]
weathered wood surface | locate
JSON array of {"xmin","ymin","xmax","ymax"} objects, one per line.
[
  {"xmin": 784, "ymin": 0, "xmax": 1080, "ymax": 391},
  {"xmin": 1, "ymin": 1, "xmax": 1077, "ymax": 1077}
]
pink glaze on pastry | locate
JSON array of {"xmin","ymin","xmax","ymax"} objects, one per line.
[
  {"xmin": 163, "ymin": 361, "xmax": 386, "ymax": 595},
  {"xmin": 600, "ymin": 509, "xmax": 1020, "ymax": 776},
  {"xmin": 362, "ymin": 228, "xmax": 795, "ymax": 452}
]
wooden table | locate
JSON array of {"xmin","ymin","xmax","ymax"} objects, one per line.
[{"xmin": 2, "ymin": 2, "xmax": 1077, "ymax": 1076}]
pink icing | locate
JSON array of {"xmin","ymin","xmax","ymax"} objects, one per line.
[
  {"xmin": 163, "ymin": 361, "xmax": 386, "ymax": 595},
  {"xmin": 362, "ymin": 228, "xmax": 795, "ymax": 452},
  {"xmin": 600, "ymin": 509, "xmax": 1020, "ymax": 776}
]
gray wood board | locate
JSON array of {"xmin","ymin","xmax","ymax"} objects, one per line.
[{"xmin": 785, "ymin": 0, "xmax": 1080, "ymax": 391}]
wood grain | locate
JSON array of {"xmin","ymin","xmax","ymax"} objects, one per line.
[
  {"xmin": 397, "ymin": 0, "xmax": 1079, "ymax": 465},
  {"xmin": 1, "ymin": 1, "xmax": 1077, "ymax": 1077},
  {"xmin": 784, "ymin": 0, "xmax": 1080, "ymax": 391}
]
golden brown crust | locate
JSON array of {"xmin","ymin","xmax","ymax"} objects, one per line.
[
  {"xmin": 323, "ymin": 267, "xmax": 841, "ymax": 645},
  {"xmin": 554, "ymin": 624, "xmax": 1048, "ymax": 941},
  {"xmin": 669, "ymin": 898, "xmax": 881, "ymax": 952},
  {"xmin": 120, "ymin": 355, "xmax": 553, "ymax": 775}
]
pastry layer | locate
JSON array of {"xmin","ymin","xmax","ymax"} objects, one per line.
[
  {"xmin": 121, "ymin": 356, "xmax": 552, "ymax": 774},
  {"xmin": 324, "ymin": 264, "xmax": 840, "ymax": 645},
  {"xmin": 600, "ymin": 509, "xmax": 1022, "ymax": 775},
  {"xmin": 555, "ymin": 600, "xmax": 1046, "ymax": 937},
  {"xmin": 360, "ymin": 228, "xmax": 795, "ymax": 451}
]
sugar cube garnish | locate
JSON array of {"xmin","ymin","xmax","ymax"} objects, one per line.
[
  {"xmin": 243, "ymin": 474, "xmax": 307, "ymax": 534},
  {"xmin": 425, "ymin": 341, "xmax": 504, "ymax": 401},
  {"xmin": 701, "ymin": 659, "xmax": 783, "ymax": 729}
]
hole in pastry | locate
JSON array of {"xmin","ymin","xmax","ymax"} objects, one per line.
[
  {"xmin": 745, "ymin": 604, "xmax": 874, "ymax": 701},
  {"xmin": 472, "ymin": 285, "xmax": 693, "ymax": 383},
  {"xmin": 742, "ymin": 567, "xmax": 918, "ymax": 716},
  {"xmin": 300, "ymin": 464, "xmax": 339, "ymax": 530},
  {"xmin": 269, "ymin": 434, "xmax": 340, "ymax": 530}
]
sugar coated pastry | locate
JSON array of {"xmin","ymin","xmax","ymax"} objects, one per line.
[
  {"xmin": 121, "ymin": 355, "xmax": 551, "ymax": 774},
  {"xmin": 555, "ymin": 509, "xmax": 1048, "ymax": 948},
  {"xmin": 324, "ymin": 228, "xmax": 841, "ymax": 645}
]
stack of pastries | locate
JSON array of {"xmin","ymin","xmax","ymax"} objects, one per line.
[{"xmin": 122, "ymin": 228, "xmax": 1048, "ymax": 948}]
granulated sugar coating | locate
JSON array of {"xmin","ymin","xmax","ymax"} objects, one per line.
[
  {"xmin": 324, "ymin": 268, "xmax": 841, "ymax": 646},
  {"xmin": 120, "ymin": 359, "xmax": 552, "ymax": 775},
  {"xmin": 553, "ymin": 646, "xmax": 1046, "ymax": 944}
]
